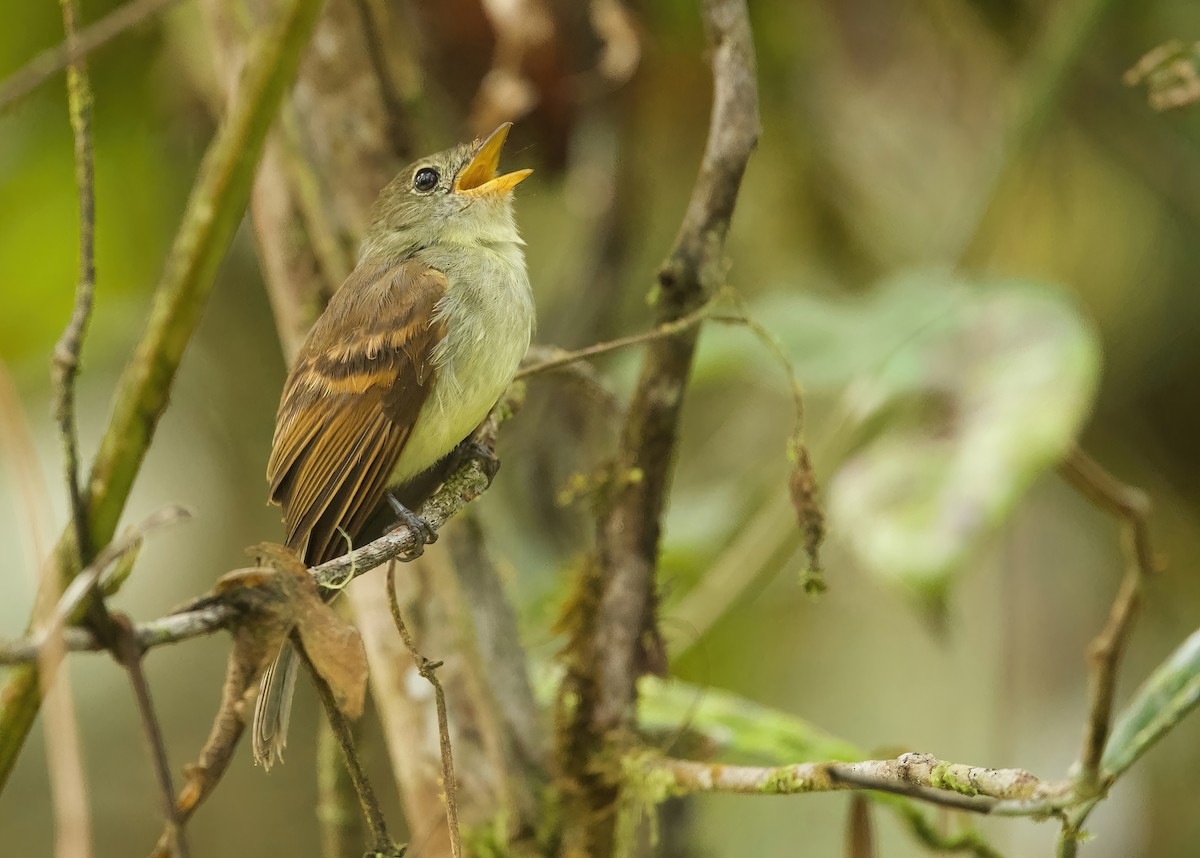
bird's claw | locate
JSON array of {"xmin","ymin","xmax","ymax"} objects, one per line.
[{"xmin": 386, "ymin": 494, "xmax": 437, "ymax": 561}]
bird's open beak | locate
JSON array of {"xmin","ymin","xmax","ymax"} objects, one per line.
[{"xmin": 455, "ymin": 122, "xmax": 533, "ymax": 197}]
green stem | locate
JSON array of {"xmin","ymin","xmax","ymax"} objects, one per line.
[
  {"xmin": 955, "ymin": 0, "xmax": 1120, "ymax": 263},
  {"xmin": 0, "ymin": 0, "xmax": 326, "ymax": 792}
]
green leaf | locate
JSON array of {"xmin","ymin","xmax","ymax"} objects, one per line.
[
  {"xmin": 1102, "ymin": 628, "xmax": 1200, "ymax": 779},
  {"xmin": 638, "ymin": 675, "xmax": 861, "ymax": 763},
  {"xmin": 825, "ymin": 270, "xmax": 1101, "ymax": 599}
]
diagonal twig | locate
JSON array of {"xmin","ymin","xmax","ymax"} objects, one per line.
[
  {"xmin": 1058, "ymin": 447, "xmax": 1157, "ymax": 798},
  {"xmin": 111, "ymin": 615, "xmax": 189, "ymax": 858},
  {"xmin": 0, "ymin": 0, "xmax": 185, "ymax": 115},
  {"xmin": 387, "ymin": 563, "xmax": 461, "ymax": 858}
]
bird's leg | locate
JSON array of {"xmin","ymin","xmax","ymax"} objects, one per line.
[
  {"xmin": 386, "ymin": 494, "xmax": 438, "ymax": 561},
  {"xmin": 456, "ymin": 437, "xmax": 500, "ymax": 486}
]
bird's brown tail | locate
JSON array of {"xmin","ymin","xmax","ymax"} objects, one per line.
[{"xmin": 252, "ymin": 640, "xmax": 298, "ymax": 769}]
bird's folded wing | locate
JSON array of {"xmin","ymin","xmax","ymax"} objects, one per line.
[{"xmin": 267, "ymin": 260, "xmax": 448, "ymax": 565}]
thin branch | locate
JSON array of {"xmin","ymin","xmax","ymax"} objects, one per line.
[
  {"xmin": 299, "ymin": 646, "xmax": 401, "ymax": 857},
  {"xmin": 0, "ymin": 0, "xmax": 185, "ymax": 115},
  {"xmin": 514, "ymin": 298, "xmax": 718, "ymax": 380},
  {"xmin": 111, "ymin": 615, "xmax": 188, "ymax": 858},
  {"xmin": 634, "ymin": 752, "xmax": 1073, "ymax": 816},
  {"xmin": 0, "ymin": 0, "xmax": 326, "ymax": 790},
  {"xmin": 387, "ymin": 564, "xmax": 461, "ymax": 858},
  {"xmin": 54, "ymin": 0, "xmax": 98, "ymax": 567},
  {"xmin": 1058, "ymin": 448, "xmax": 1157, "ymax": 799}
]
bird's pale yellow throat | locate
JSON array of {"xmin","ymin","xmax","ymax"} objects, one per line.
[{"xmin": 253, "ymin": 123, "xmax": 534, "ymax": 767}]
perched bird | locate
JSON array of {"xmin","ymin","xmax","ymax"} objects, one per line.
[{"xmin": 253, "ymin": 123, "xmax": 534, "ymax": 767}]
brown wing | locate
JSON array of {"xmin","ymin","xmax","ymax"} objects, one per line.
[{"xmin": 267, "ymin": 260, "xmax": 447, "ymax": 564}]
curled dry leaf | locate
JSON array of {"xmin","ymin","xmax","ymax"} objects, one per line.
[
  {"xmin": 249, "ymin": 542, "xmax": 368, "ymax": 721},
  {"xmin": 294, "ymin": 598, "xmax": 368, "ymax": 720}
]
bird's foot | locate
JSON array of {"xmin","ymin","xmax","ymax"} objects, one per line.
[
  {"xmin": 457, "ymin": 439, "xmax": 500, "ymax": 487},
  {"xmin": 386, "ymin": 494, "xmax": 437, "ymax": 561}
]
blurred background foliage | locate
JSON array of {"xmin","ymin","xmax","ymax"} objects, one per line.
[{"xmin": 2, "ymin": 0, "xmax": 1200, "ymax": 855}]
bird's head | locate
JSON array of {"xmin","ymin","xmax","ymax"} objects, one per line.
[{"xmin": 363, "ymin": 122, "xmax": 532, "ymax": 260}]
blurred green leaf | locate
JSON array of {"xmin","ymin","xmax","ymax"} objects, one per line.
[
  {"xmin": 694, "ymin": 272, "xmax": 962, "ymax": 390},
  {"xmin": 824, "ymin": 270, "xmax": 1100, "ymax": 598},
  {"xmin": 1102, "ymin": 627, "xmax": 1200, "ymax": 779},
  {"xmin": 638, "ymin": 675, "xmax": 861, "ymax": 763}
]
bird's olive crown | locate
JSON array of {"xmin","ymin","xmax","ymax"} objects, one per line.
[{"xmin": 362, "ymin": 140, "xmax": 512, "ymax": 260}]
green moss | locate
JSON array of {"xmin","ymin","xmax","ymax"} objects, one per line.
[
  {"xmin": 462, "ymin": 814, "xmax": 510, "ymax": 858},
  {"xmin": 929, "ymin": 762, "xmax": 978, "ymax": 796},
  {"xmin": 758, "ymin": 765, "xmax": 806, "ymax": 794}
]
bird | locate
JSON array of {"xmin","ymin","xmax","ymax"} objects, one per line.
[{"xmin": 253, "ymin": 122, "xmax": 534, "ymax": 768}]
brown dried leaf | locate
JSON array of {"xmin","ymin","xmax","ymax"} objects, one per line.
[
  {"xmin": 248, "ymin": 541, "xmax": 369, "ymax": 719},
  {"xmin": 295, "ymin": 597, "xmax": 368, "ymax": 720}
]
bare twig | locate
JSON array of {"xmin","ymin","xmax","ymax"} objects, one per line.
[
  {"xmin": 557, "ymin": 0, "xmax": 760, "ymax": 850},
  {"xmin": 637, "ymin": 676, "xmax": 1004, "ymax": 857},
  {"xmin": 54, "ymin": 0, "xmax": 98, "ymax": 568},
  {"xmin": 514, "ymin": 299, "xmax": 719, "ymax": 380},
  {"xmin": 0, "ymin": 0, "xmax": 184, "ymax": 114},
  {"xmin": 520, "ymin": 345, "xmax": 624, "ymax": 416},
  {"xmin": 387, "ymin": 564, "xmax": 461, "ymax": 858},
  {"xmin": 111, "ymin": 616, "xmax": 188, "ymax": 858},
  {"xmin": 1058, "ymin": 448, "xmax": 1157, "ymax": 798},
  {"xmin": 2, "ymin": 603, "xmax": 232, "ymax": 664}
]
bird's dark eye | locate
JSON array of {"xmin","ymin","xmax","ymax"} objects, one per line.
[{"xmin": 413, "ymin": 167, "xmax": 439, "ymax": 193}]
